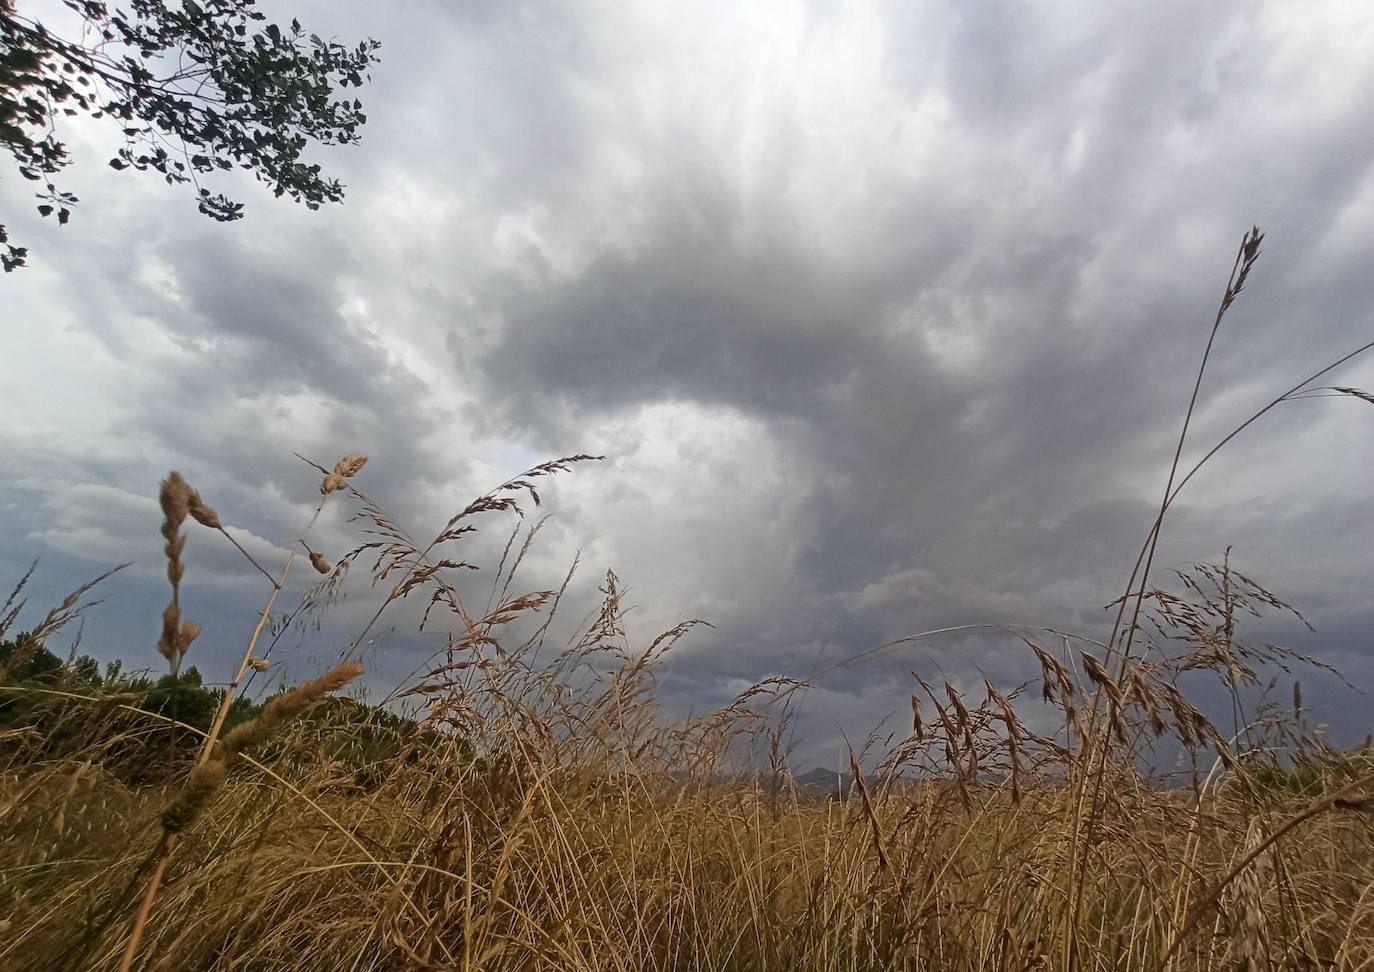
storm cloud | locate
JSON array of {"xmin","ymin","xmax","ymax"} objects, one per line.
[{"xmin": 3, "ymin": 0, "xmax": 1373, "ymax": 764}]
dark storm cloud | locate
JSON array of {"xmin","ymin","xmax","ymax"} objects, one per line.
[
  {"xmin": 3, "ymin": 0, "xmax": 1373, "ymax": 759},
  {"xmin": 442, "ymin": 0, "xmax": 1374, "ymax": 756}
]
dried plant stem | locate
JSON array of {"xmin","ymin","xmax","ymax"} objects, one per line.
[
  {"xmin": 1166, "ymin": 732, "xmax": 1247, "ymax": 971},
  {"xmin": 117, "ymin": 837, "xmax": 172, "ymax": 972},
  {"xmin": 1063, "ymin": 304, "xmax": 1374, "ymax": 972},
  {"xmin": 1155, "ymin": 771, "xmax": 1374, "ymax": 971},
  {"xmin": 1161, "ymin": 337, "xmax": 1374, "ymax": 513},
  {"xmin": 1066, "ymin": 311, "xmax": 1374, "ymax": 962},
  {"xmin": 117, "ymin": 499, "xmax": 329, "ymax": 972},
  {"xmin": 1115, "ymin": 232, "xmax": 1258, "ymax": 668},
  {"xmin": 1064, "ymin": 229, "xmax": 1260, "ymax": 971},
  {"xmin": 1105, "ymin": 334, "xmax": 1374, "ymax": 690},
  {"xmin": 848, "ymin": 751, "xmax": 889, "ymax": 871},
  {"xmin": 199, "ymin": 499, "xmax": 325, "ymax": 767},
  {"xmin": 214, "ymin": 525, "xmax": 280, "ymax": 589},
  {"xmin": 337, "ymin": 504, "xmax": 478, "ymax": 664}
]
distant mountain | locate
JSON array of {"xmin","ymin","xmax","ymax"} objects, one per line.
[{"xmin": 792, "ymin": 766, "xmax": 854, "ymax": 795}]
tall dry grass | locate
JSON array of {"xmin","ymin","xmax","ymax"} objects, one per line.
[{"xmin": 1, "ymin": 227, "xmax": 1373, "ymax": 971}]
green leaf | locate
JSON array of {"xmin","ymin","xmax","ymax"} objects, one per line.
[{"xmin": 2, "ymin": 0, "xmax": 379, "ymax": 268}]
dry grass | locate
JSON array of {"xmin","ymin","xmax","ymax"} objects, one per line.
[{"xmin": 1, "ymin": 227, "xmax": 1373, "ymax": 970}]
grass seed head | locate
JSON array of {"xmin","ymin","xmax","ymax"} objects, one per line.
[
  {"xmin": 161, "ymin": 759, "xmax": 228, "ymax": 834},
  {"xmin": 159, "ymin": 473, "xmax": 191, "ymax": 531},
  {"xmin": 222, "ymin": 661, "xmax": 365, "ymax": 757},
  {"xmin": 320, "ymin": 452, "xmax": 368, "ymax": 494},
  {"xmin": 187, "ymin": 490, "xmax": 222, "ymax": 530},
  {"xmin": 334, "ymin": 453, "xmax": 368, "ymax": 478}
]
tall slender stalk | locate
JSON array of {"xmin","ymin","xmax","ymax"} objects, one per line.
[
  {"xmin": 1062, "ymin": 228, "xmax": 1374, "ymax": 968},
  {"xmin": 116, "ymin": 454, "xmax": 367, "ymax": 972},
  {"xmin": 1062, "ymin": 229, "xmax": 1261, "ymax": 969}
]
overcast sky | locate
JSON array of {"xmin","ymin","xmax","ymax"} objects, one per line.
[{"xmin": 3, "ymin": 0, "xmax": 1373, "ymax": 766}]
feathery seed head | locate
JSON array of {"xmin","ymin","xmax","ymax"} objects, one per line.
[
  {"xmin": 177, "ymin": 619, "xmax": 201, "ymax": 656},
  {"xmin": 157, "ymin": 603, "xmax": 181, "ymax": 664},
  {"xmin": 222, "ymin": 661, "xmax": 364, "ymax": 758},
  {"xmin": 187, "ymin": 490, "xmax": 222, "ymax": 530},
  {"xmin": 334, "ymin": 453, "xmax": 368, "ymax": 478},
  {"xmin": 161, "ymin": 759, "xmax": 227, "ymax": 834},
  {"xmin": 320, "ymin": 452, "xmax": 368, "ymax": 494},
  {"xmin": 156, "ymin": 470, "xmax": 200, "ymax": 672},
  {"xmin": 159, "ymin": 473, "xmax": 191, "ymax": 529}
]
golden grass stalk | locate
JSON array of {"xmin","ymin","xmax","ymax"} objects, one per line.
[
  {"xmin": 115, "ymin": 456, "xmax": 368, "ymax": 972},
  {"xmin": 117, "ymin": 660, "xmax": 366, "ymax": 972},
  {"xmin": 1156, "ymin": 770, "xmax": 1374, "ymax": 970}
]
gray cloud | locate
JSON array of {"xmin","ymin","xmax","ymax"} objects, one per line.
[{"xmin": 3, "ymin": 0, "xmax": 1373, "ymax": 763}]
